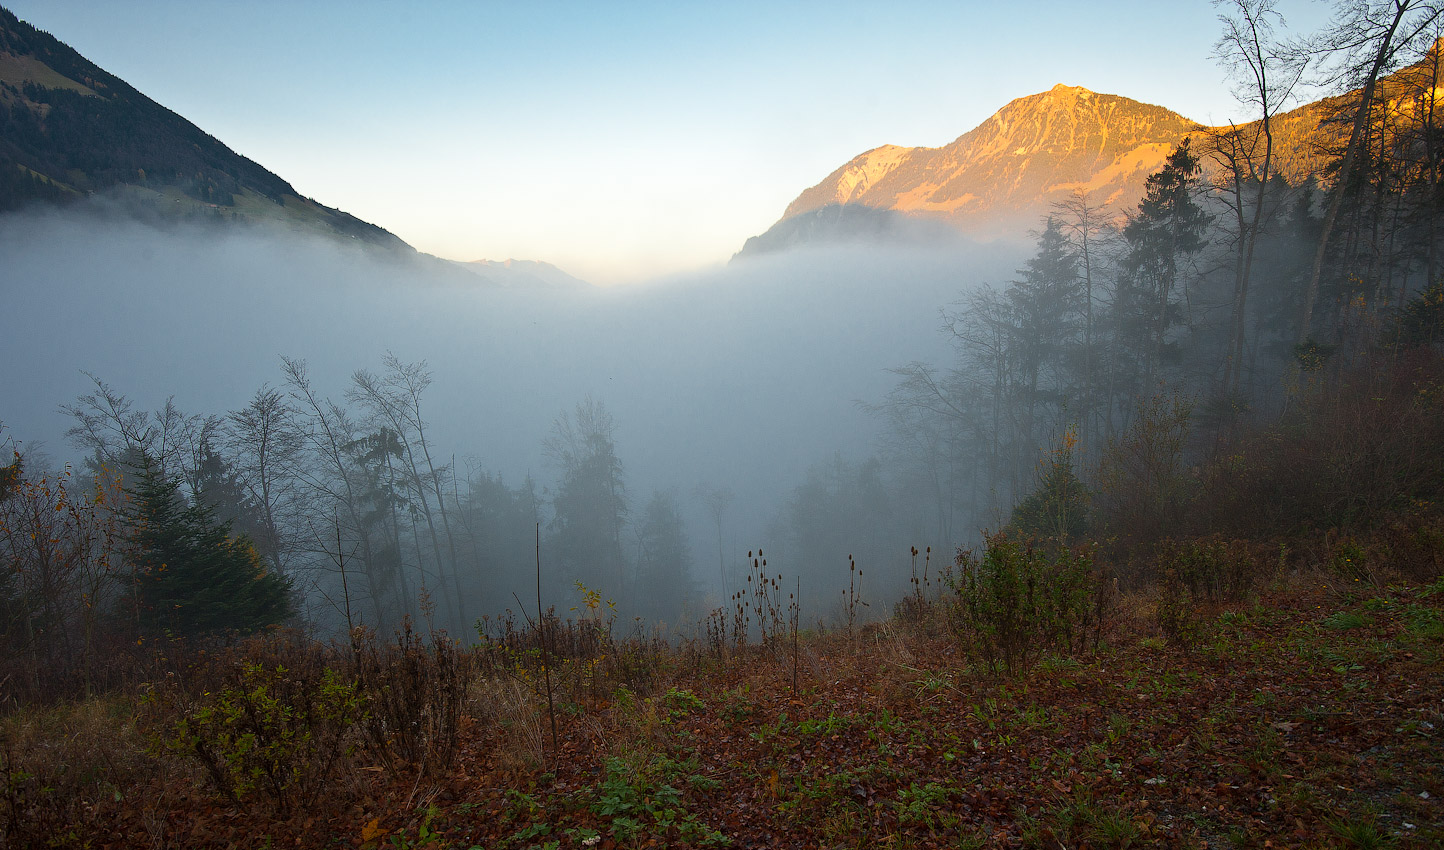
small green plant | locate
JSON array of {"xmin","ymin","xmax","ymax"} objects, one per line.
[
  {"xmin": 1402, "ymin": 604, "xmax": 1444, "ymax": 639},
  {"xmin": 1020, "ymin": 794, "xmax": 1139, "ymax": 849},
  {"xmin": 1323, "ymin": 611, "xmax": 1369, "ymax": 631},
  {"xmin": 1087, "ymin": 806, "xmax": 1140, "ymax": 847},
  {"xmin": 662, "ymin": 687, "xmax": 705, "ymax": 719},
  {"xmin": 945, "ymin": 533, "xmax": 1101, "ymax": 677},
  {"xmin": 388, "ymin": 805, "xmax": 445, "ymax": 849},
  {"xmin": 1332, "ymin": 539, "xmax": 1370, "ymax": 583},
  {"xmin": 795, "ymin": 712, "xmax": 849, "ymax": 737},
  {"xmin": 895, "ymin": 781, "xmax": 953, "ymax": 831},
  {"xmin": 1326, "ymin": 812, "xmax": 1396, "ymax": 849},
  {"xmin": 1038, "ymin": 654, "xmax": 1083, "ymax": 673},
  {"xmin": 586, "ymin": 756, "xmax": 729, "ymax": 846}
]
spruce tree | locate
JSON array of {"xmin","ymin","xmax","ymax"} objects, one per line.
[
  {"xmin": 127, "ymin": 458, "xmax": 292, "ymax": 636},
  {"xmin": 1118, "ymin": 139, "xmax": 1210, "ymax": 387}
]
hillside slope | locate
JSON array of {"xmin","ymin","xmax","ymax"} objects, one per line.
[{"xmin": 0, "ymin": 6, "xmax": 411, "ymax": 251}]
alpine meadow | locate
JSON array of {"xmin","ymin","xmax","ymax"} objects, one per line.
[{"xmin": 2, "ymin": 2, "xmax": 1444, "ymax": 847}]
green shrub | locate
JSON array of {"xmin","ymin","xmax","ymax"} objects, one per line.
[
  {"xmin": 1156, "ymin": 537, "xmax": 1262, "ymax": 604},
  {"xmin": 1155, "ymin": 577, "xmax": 1206, "ymax": 651},
  {"xmin": 945, "ymin": 533, "xmax": 1103, "ymax": 677},
  {"xmin": 159, "ymin": 660, "xmax": 363, "ymax": 813},
  {"xmin": 1150, "ymin": 538, "xmax": 1268, "ymax": 650}
]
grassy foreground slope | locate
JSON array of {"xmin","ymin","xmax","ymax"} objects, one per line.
[{"xmin": 3, "ymin": 562, "xmax": 1442, "ymax": 849}]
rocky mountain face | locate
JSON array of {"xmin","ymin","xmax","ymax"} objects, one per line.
[
  {"xmin": 761, "ymin": 51, "xmax": 1444, "ymax": 254},
  {"xmin": 0, "ymin": 6, "xmax": 410, "ymax": 251},
  {"xmin": 783, "ymin": 84, "xmax": 1203, "ymax": 240}
]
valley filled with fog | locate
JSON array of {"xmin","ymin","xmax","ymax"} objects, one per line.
[{"xmin": 2, "ymin": 207, "xmax": 1023, "ymax": 633}]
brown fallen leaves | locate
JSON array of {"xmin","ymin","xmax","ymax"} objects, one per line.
[{"xmin": 18, "ymin": 576, "xmax": 1444, "ymax": 849}]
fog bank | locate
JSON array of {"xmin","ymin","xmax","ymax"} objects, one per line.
[{"xmin": 2, "ymin": 209, "xmax": 1022, "ymax": 616}]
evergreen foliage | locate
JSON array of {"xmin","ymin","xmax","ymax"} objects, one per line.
[
  {"xmin": 127, "ymin": 459, "xmax": 292, "ymax": 637},
  {"xmin": 545, "ymin": 398, "xmax": 628, "ymax": 598},
  {"xmin": 1007, "ymin": 434, "xmax": 1090, "ymax": 543},
  {"xmin": 1387, "ymin": 280, "xmax": 1444, "ymax": 349},
  {"xmin": 1117, "ymin": 139, "xmax": 1210, "ymax": 383},
  {"xmin": 634, "ymin": 490, "xmax": 698, "ymax": 623}
]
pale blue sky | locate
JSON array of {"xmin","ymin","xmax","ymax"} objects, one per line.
[{"xmin": 6, "ymin": 1, "xmax": 1333, "ymax": 283}]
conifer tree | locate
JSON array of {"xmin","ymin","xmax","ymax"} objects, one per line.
[
  {"xmin": 634, "ymin": 490, "xmax": 697, "ymax": 622},
  {"xmin": 127, "ymin": 458, "xmax": 292, "ymax": 636},
  {"xmin": 545, "ymin": 398, "xmax": 628, "ymax": 597},
  {"xmin": 1117, "ymin": 139, "xmax": 1210, "ymax": 392},
  {"xmin": 1007, "ymin": 217, "xmax": 1084, "ymax": 451}
]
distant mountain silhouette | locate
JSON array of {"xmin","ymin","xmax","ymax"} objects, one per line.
[
  {"xmin": 455, "ymin": 258, "xmax": 591, "ymax": 290},
  {"xmin": 732, "ymin": 203, "xmax": 960, "ymax": 260}
]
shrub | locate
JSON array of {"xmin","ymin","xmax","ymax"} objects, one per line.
[
  {"xmin": 1155, "ymin": 575, "xmax": 1206, "ymax": 651},
  {"xmin": 1194, "ymin": 352, "xmax": 1444, "ymax": 540},
  {"xmin": 1150, "ymin": 538, "xmax": 1269, "ymax": 650},
  {"xmin": 1155, "ymin": 537, "xmax": 1262, "ymax": 604},
  {"xmin": 157, "ymin": 658, "xmax": 363, "ymax": 814},
  {"xmin": 1093, "ymin": 394, "xmax": 1195, "ymax": 562},
  {"xmin": 1356, "ymin": 515, "xmax": 1444, "ymax": 583},
  {"xmin": 945, "ymin": 533, "xmax": 1103, "ymax": 677},
  {"xmin": 357, "ymin": 619, "xmax": 473, "ymax": 776}
]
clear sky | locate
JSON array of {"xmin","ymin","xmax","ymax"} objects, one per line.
[{"xmin": 6, "ymin": 1, "xmax": 1334, "ymax": 284}]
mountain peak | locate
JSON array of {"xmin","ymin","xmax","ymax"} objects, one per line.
[{"xmin": 779, "ymin": 84, "xmax": 1200, "ymax": 237}]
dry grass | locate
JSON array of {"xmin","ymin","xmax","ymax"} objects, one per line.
[
  {"xmin": 0, "ymin": 696, "xmax": 157, "ymax": 849},
  {"xmin": 0, "ymin": 556, "xmax": 1438, "ymax": 848},
  {"xmin": 471, "ymin": 675, "xmax": 545, "ymax": 772}
]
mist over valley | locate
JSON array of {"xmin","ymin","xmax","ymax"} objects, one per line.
[
  {"xmin": 5, "ymin": 0, "xmax": 1444, "ymax": 635},
  {"xmin": 3, "ymin": 204, "xmax": 1023, "ymax": 628}
]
